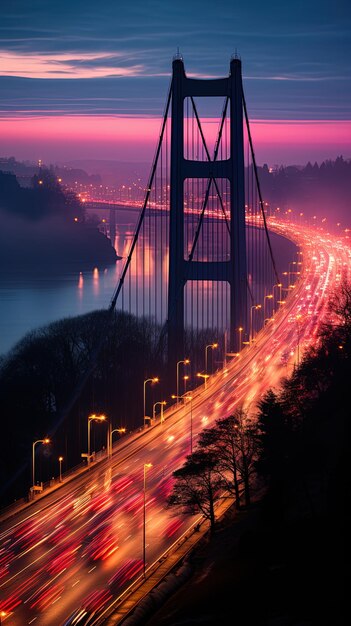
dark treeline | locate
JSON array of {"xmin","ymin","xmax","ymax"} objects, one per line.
[
  {"xmin": 0, "ymin": 168, "xmax": 84, "ymax": 222},
  {"xmin": 167, "ymin": 282, "xmax": 349, "ymax": 625},
  {"xmin": 258, "ymin": 155, "xmax": 351, "ymax": 223},
  {"xmin": 0, "ymin": 308, "xmax": 220, "ymax": 507},
  {"xmin": 0, "ymin": 169, "xmax": 118, "ymax": 268},
  {"xmin": 0, "ymin": 310, "xmax": 162, "ymax": 505},
  {"xmin": 0, "ymin": 156, "xmax": 102, "ymax": 189}
]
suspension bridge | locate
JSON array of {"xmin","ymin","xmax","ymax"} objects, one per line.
[
  {"xmin": 2, "ymin": 55, "xmax": 350, "ymax": 626},
  {"xmin": 85, "ymin": 53, "xmax": 283, "ymax": 394}
]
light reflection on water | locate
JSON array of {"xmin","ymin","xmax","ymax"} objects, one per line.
[
  {"xmin": 0, "ymin": 215, "xmax": 139, "ymax": 357},
  {"xmin": 0, "ymin": 261, "xmax": 124, "ymax": 356},
  {"xmin": 0, "ymin": 212, "xmax": 296, "ymax": 357}
]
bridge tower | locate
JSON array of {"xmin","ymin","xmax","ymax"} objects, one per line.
[{"xmin": 167, "ymin": 56, "xmax": 247, "ymax": 370}]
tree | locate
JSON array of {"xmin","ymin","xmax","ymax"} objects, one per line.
[
  {"xmin": 228, "ymin": 409, "xmax": 257, "ymax": 507},
  {"xmin": 255, "ymin": 389, "xmax": 289, "ymax": 482},
  {"xmin": 0, "ymin": 309, "xmax": 163, "ymax": 505},
  {"xmin": 168, "ymin": 450, "xmax": 223, "ymax": 531},
  {"xmin": 197, "ymin": 408, "xmax": 257, "ymax": 508}
]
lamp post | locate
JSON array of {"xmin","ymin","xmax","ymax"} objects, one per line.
[
  {"xmin": 288, "ymin": 261, "xmax": 299, "ymax": 286},
  {"xmin": 153, "ymin": 401, "xmax": 167, "ymax": 422},
  {"xmin": 205, "ymin": 343, "xmax": 218, "ymax": 374},
  {"xmin": 171, "ymin": 394, "xmax": 183, "ymax": 405},
  {"xmin": 87, "ymin": 414, "xmax": 106, "ymax": 465},
  {"xmin": 176, "ymin": 359, "xmax": 189, "ymax": 405},
  {"xmin": 58, "ymin": 456, "xmax": 63, "ymax": 482},
  {"xmin": 264, "ymin": 294, "xmax": 273, "ymax": 324},
  {"xmin": 282, "ymin": 270, "xmax": 290, "ymax": 289},
  {"xmin": 143, "ymin": 378, "xmax": 159, "ymax": 427},
  {"xmin": 109, "ymin": 427, "xmax": 126, "ymax": 456},
  {"xmin": 296, "ymin": 314, "xmax": 302, "ymax": 368},
  {"xmin": 250, "ymin": 304, "xmax": 261, "ymax": 344},
  {"xmin": 273, "ymin": 283, "xmax": 282, "ymax": 313},
  {"xmin": 32, "ymin": 438, "xmax": 50, "ymax": 489},
  {"xmin": 143, "ymin": 463, "xmax": 152, "ymax": 577},
  {"xmin": 183, "ymin": 394, "xmax": 193, "ymax": 454},
  {"xmin": 238, "ymin": 327, "xmax": 243, "ymax": 352},
  {"xmin": 0, "ymin": 611, "xmax": 7, "ymax": 625},
  {"xmin": 197, "ymin": 372, "xmax": 209, "ymax": 389},
  {"xmin": 183, "ymin": 375, "xmax": 189, "ymax": 395}
]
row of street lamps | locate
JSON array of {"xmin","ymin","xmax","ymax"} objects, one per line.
[
  {"xmin": 32, "ymin": 418, "xmax": 127, "ymax": 491},
  {"xmin": 87, "ymin": 413, "xmax": 126, "ymax": 462},
  {"xmin": 31, "ymin": 270, "xmax": 300, "ymax": 489},
  {"xmin": 143, "ymin": 344, "xmax": 217, "ymax": 424}
]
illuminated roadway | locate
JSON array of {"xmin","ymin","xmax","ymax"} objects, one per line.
[{"xmin": 0, "ymin": 220, "xmax": 350, "ymax": 625}]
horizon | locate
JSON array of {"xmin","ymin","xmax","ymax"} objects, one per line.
[
  {"xmin": 2, "ymin": 150, "xmax": 350, "ymax": 172},
  {"xmin": 1, "ymin": 117, "xmax": 350, "ymax": 169},
  {"xmin": 1, "ymin": 1, "xmax": 350, "ymax": 167}
]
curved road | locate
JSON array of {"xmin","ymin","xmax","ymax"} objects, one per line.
[{"xmin": 0, "ymin": 220, "xmax": 350, "ymax": 625}]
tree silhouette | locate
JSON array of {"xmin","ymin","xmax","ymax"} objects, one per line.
[
  {"xmin": 197, "ymin": 408, "xmax": 257, "ymax": 508},
  {"xmin": 168, "ymin": 450, "xmax": 223, "ymax": 531}
]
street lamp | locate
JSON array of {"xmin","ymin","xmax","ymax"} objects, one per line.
[
  {"xmin": 87, "ymin": 414, "xmax": 106, "ymax": 464},
  {"xmin": 264, "ymin": 294, "xmax": 273, "ymax": 324},
  {"xmin": 296, "ymin": 314, "xmax": 302, "ymax": 368},
  {"xmin": 32, "ymin": 438, "xmax": 50, "ymax": 489},
  {"xmin": 183, "ymin": 375, "xmax": 189, "ymax": 395},
  {"xmin": 288, "ymin": 261, "xmax": 301, "ymax": 286},
  {"xmin": 153, "ymin": 401, "xmax": 167, "ymax": 422},
  {"xmin": 109, "ymin": 427, "xmax": 126, "ymax": 456},
  {"xmin": 176, "ymin": 359, "xmax": 190, "ymax": 405},
  {"xmin": 205, "ymin": 343, "xmax": 218, "ymax": 374},
  {"xmin": 197, "ymin": 372, "xmax": 210, "ymax": 389},
  {"xmin": 171, "ymin": 394, "xmax": 183, "ymax": 405},
  {"xmin": 183, "ymin": 394, "xmax": 193, "ymax": 454},
  {"xmin": 250, "ymin": 304, "xmax": 262, "ymax": 343},
  {"xmin": 238, "ymin": 327, "xmax": 244, "ymax": 352},
  {"xmin": 0, "ymin": 611, "xmax": 7, "ymax": 625},
  {"xmin": 143, "ymin": 377, "xmax": 159, "ymax": 427},
  {"xmin": 143, "ymin": 462, "xmax": 153, "ymax": 577},
  {"xmin": 282, "ymin": 270, "xmax": 290, "ymax": 288},
  {"xmin": 273, "ymin": 283, "xmax": 282, "ymax": 312},
  {"xmin": 58, "ymin": 456, "xmax": 63, "ymax": 482}
]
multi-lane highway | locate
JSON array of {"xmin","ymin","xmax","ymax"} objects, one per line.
[{"xmin": 1, "ymin": 221, "xmax": 350, "ymax": 625}]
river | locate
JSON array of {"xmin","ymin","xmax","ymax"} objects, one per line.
[
  {"xmin": 0, "ymin": 207, "xmax": 296, "ymax": 358},
  {"xmin": 0, "ymin": 207, "xmax": 138, "ymax": 358}
]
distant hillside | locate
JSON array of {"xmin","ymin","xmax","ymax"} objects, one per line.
[
  {"xmin": 65, "ymin": 159, "xmax": 150, "ymax": 187},
  {"xmin": 2, "ymin": 154, "xmax": 350, "ymax": 226},
  {"xmin": 0, "ymin": 170, "xmax": 119, "ymax": 270},
  {"xmin": 0, "ymin": 156, "xmax": 102, "ymax": 188},
  {"xmin": 257, "ymin": 156, "xmax": 351, "ymax": 225}
]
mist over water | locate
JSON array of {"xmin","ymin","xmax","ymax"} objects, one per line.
[{"xmin": 0, "ymin": 209, "xmax": 296, "ymax": 357}]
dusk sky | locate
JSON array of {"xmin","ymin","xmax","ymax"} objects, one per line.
[{"xmin": 0, "ymin": 0, "xmax": 350, "ymax": 166}]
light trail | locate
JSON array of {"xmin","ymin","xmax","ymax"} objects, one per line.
[{"xmin": 0, "ymin": 221, "xmax": 350, "ymax": 625}]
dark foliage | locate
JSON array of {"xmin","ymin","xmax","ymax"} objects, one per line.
[
  {"xmin": 0, "ymin": 169, "xmax": 118, "ymax": 268},
  {"xmin": 0, "ymin": 168, "xmax": 84, "ymax": 222},
  {"xmin": 258, "ymin": 155, "xmax": 351, "ymax": 222},
  {"xmin": 0, "ymin": 310, "xmax": 164, "ymax": 506},
  {"xmin": 255, "ymin": 280, "xmax": 351, "ymax": 526},
  {"xmin": 168, "ymin": 449, "xmax": 224, "ymax": 530}
]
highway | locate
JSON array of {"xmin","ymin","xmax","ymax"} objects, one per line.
[{"xmin": 0, "ymin": 220, "xmax": 350, "ymax": 625}]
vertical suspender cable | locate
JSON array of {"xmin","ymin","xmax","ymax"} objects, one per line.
[{"xmin": 109, "ymin": 79, "xmax": 172, "ymax": 312}]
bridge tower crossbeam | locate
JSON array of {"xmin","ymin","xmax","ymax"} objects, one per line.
[{"xmin": 167, "ymin": 57, "xmax": 247, "ymax": 370}]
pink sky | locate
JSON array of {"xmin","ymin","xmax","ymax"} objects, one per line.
[{"xmin": 0, "ymin": 116, "xmax": 350, "ymax": 166}]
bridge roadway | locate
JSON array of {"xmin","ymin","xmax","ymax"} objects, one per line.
[{"xmin": 0, "ymin": 221, "xmax": 350, "ymax": 626}]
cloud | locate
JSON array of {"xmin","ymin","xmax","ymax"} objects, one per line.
[{"xmin": 0, "ymin": 51, "xmax": 144, "ymax": 79}]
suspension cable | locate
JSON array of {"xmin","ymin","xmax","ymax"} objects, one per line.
[
  {"xmin": 241, "ymin": 87, "xmax": 280, "ymax": 285},
  {"xmin": 109, "ymin": 77, "xmax": 173, "ymax": 312}
]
